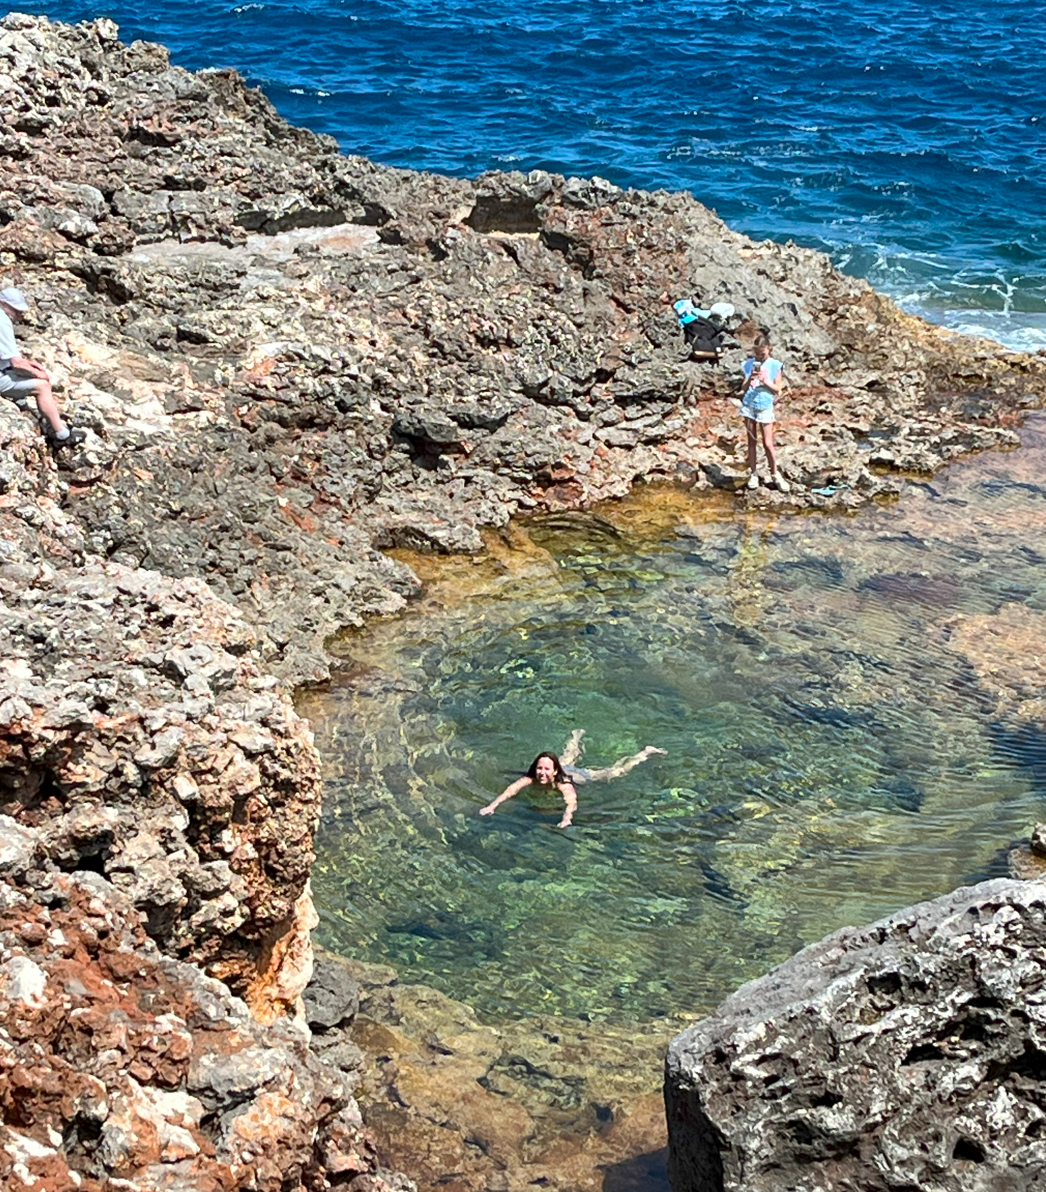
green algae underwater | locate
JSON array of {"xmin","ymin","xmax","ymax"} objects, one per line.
[{"xmin": 301, "ymin": 418, "xmax": 1046, "ymax": 1026}]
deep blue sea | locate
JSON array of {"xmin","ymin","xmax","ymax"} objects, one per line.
[{"xmin": 17, "ymin": 0, "xmax": 1046, "ymax": 348}]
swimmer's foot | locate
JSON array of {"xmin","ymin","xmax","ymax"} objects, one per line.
[
  {"xmin": 642, "ymin": 746, "xmax": 667, "ymax": 757},
  {"xmin": 561, "ymin": 728, "xmax": 586, "ymax": 766}
]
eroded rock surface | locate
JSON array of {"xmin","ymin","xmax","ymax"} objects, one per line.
[
  {"xmin": 2, "ymin": 13, "xmax": 1045, "ymax": 688},
  {"xmin": 665, "ymin": 879, "xmax": 1046, "ymax": 1192},
  {"xmin": 0, "ymin": 545, "xmax": 321, "ymax": 1009},
  {"xmin": 0, "ymin": 823, "xmax": 392, "ymax": 1192}
]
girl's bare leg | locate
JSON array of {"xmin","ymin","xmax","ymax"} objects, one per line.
[
  {"xmin": 586, "ymin": 746, "xmax": 667, "ymax": 782},
  {"xmin": 561, "ymin": 729, "xmax": 585, "ymax": 767},
  {"xmin": 745, "ymin": 418, "xmax": 759, "ymax": 473},
  {"xmin": 760, "ymin": 422, "xmax": 778, "ymax": 475}
]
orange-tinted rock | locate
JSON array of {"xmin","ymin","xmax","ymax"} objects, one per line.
[{"xmin": 0, "ymin": 859, "xmax": 384, "ymax": 1191}]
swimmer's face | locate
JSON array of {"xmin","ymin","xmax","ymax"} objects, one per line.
[{"xmin": 534, "ymin": 757, "xmax": 557, "ymax": 784}]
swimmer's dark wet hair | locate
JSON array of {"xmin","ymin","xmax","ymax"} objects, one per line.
[{"xmin": 527, "ymin": 752, "xmax": 565, "ymax": 782}]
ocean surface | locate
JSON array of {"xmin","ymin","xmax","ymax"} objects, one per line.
[{"xmin": 18, "ymin": 0, "xmax": 1046, "ymax": 349}]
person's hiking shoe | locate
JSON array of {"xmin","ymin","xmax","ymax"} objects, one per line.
[
  {"xmin": 45, "ymin": 425, "xmax": 87, "ymax": 450},
  {"xmin": 746, "ymin": 471, "xmax": 759, "ymax": 491},
  {"xmin": 772, "ymin": 472, "xmax": 791, "ymax": 493}
]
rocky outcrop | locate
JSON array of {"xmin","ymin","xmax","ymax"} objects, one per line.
[
  {"xmin": 0, "ymin": 404, "xmax": 410, "ymax": 1189},
  {"xmin": 0, "ymin": 530, "xmax": 322, "ymax": 1010},
  {"xmin": 0, "ymin": 821, "xmax": 387, "ymax": 1192},
  {"xmin": 2, "ymin": 13, "xmax": 1045, "ymax": 688},
  {"xmin": 665, "ymin": 878, "xmax": 1046, "ymax": 1192}
]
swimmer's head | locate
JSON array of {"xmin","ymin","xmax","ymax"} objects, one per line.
[{"xmin": 527, "ymin": 752, "xmax": 564, "ymax": 785}]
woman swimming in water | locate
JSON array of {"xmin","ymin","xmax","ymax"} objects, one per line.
[{"xmin": 478, "ymin": 730, "xmax": 666, "ymax": 829}]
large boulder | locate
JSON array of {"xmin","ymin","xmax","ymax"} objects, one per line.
[{"xmin": 665, "ymin": 878, "xmax": 1046, "ymax": 1192}]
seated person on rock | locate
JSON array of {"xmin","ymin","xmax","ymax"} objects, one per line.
[
  {"xmin": 479, "ymin": 730, "xmax": 666, "ymax": 829},
  {"xmin": 0, "ymin": 286, "xmax": 85, "ymax": 449}
]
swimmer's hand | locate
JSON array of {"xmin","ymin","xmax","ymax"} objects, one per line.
[
  {"xmin": 642, "ymin": 746, "xmax": 667, "ymax": 756},
  {"xmin": 557, "ymin": 814, "xmax": 573, "ymax": 829},
  {"xmin": 479, "ymin": 803, "xmax": 497, "ymax": 816}
]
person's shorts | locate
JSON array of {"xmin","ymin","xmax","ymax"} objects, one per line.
[
  {"xmin": 741, "ymin": 401, "xmax": 774, "ymax": 424},
  {"xmin": 0, "ymin": 369, "xmax": 40, "ymax": 404},
  {"xmin": 562, "ymin": 764, "xmax": 592, "ymax": 785}
]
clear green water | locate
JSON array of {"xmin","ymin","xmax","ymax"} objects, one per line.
[{"xmin": 304, "ymin": 417, "xmax": 1046, "ymax": 1025}]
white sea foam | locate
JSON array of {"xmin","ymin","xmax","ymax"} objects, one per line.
[
  {"xmin": 825, "ymin": 240, "xmax": 1046, "ymax": 352},
  {"xmin": 898, "ymin": 300, "xmax": 1046, "ymax": 351}
]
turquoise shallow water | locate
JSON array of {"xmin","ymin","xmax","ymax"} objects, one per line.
[
  {"xmin": 19, "ymin": 0, "xmax": 1046, "ymax": 348},
  {"xmin": 303, "ymin": 418, "xmax": 1046, "ymax": 1023}
]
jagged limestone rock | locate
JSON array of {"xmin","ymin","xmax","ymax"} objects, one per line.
[{"xmin": 665, "ymin": 878, "xmax": 1046, "ymax": 1192}]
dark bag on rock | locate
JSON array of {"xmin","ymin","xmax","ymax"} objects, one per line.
[{"xmin": 683, "ymin": 316, "xmax": 722, "ymax": 354}]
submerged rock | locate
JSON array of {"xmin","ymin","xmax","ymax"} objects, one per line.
[
  {"xmin": 665, "ymin": 878, "xmax": 1046, "ymax": 1192},
  {"xmin": 1009, "ymin": 823, "xmax": 1046, "ymax": 881},
  {"xmin": 308, "ymin": 952, "xmax": 674, "ymax": 1192}
]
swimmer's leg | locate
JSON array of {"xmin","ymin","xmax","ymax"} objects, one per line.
[
  {"xmin": 561, "ymin": 729, "xmax": 585, "ymax": 767},
  {"xmin": 586, "ymin": 745, "xmax": 666, "ymax": 782}
]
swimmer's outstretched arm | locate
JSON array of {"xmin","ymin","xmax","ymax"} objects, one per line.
[
  {"xmin": 586, "ymin": 745, "xmax": 667, "ymax": 783},
  {"xmin": 557, "ymin": 781, "xmax": 578, "ymax": 829},
  {"xmin": 479, "ymin": 776, "xmax": 531, "ymax": 817}
]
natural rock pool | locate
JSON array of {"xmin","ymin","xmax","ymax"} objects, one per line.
[{"xmin": 302, "ymin": 417, "xmax": 1046, "ymax": 1026}]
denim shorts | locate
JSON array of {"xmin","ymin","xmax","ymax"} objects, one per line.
[{"xmin": 741, "ymin": 400, "xmax": 774, "ymax": 424}]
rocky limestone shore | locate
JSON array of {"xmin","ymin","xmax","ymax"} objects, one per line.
[
  {"xmin": 3, "ymin": 14, "xmax": 1046, "ymax": 684},
  {"xmin": 1, "ymin": 11, "xmax": 1045, "ymax": 1192}
]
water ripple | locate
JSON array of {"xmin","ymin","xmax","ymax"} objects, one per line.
[{"xmin": 305, "ymin": 420, "xmax": 1046, "ymax": 1022}]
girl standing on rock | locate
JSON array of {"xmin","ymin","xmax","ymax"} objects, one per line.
[
  {"xmin": 740, "ymin": 334, "xmax": 790, "ymax": 492},
  {"xmin": 479, "ymin": 730, "xmax": 666, "ymax": 829}
]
